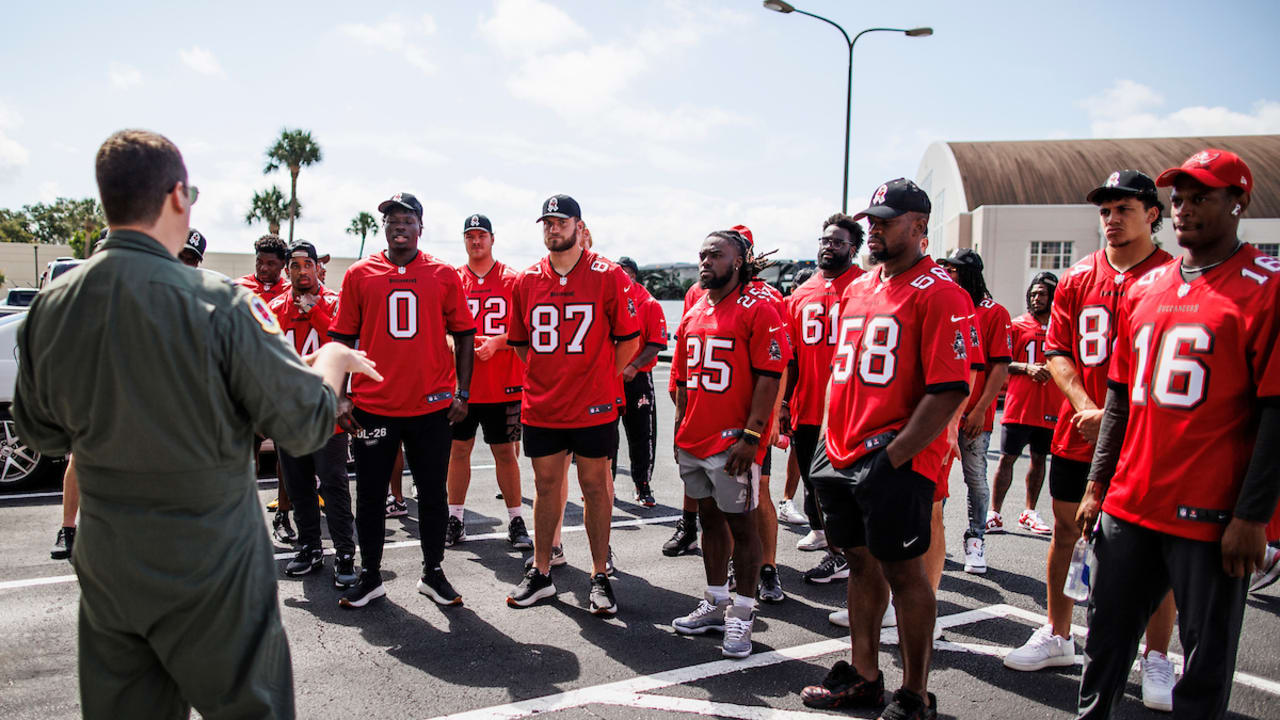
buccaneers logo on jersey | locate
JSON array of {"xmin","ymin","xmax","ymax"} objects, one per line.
[{"xmin": 952, "ymin": 330, "xmax": 967, "ymax": 360}]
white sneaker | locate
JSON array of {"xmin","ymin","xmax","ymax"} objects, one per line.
[
  {"xmin": 1018, "ymin": 508, "xmax": 1053, "ymax": 535},
  {"xmin": 777, "ymin": 499, "xmax": 808, "ymax": 525},
  {"xmin": 1141, "ymin": 651, "xmax": 1175, "ymax": 712},
  {"xmin": 1003, "ymin": 624, "xmax": 1075, "ymax": 671},
  {"xmin": 882, "ymin": 600, "xmax": 896, "ymax": 627},
  {"xmin": 828, "ymin": 608, "xmax": 849, "ymax": 628},
  {"xmin": 933, "ymin": 620, "xmax": 943, "ymax": 641},
  {"xmin": 828, "ymin": 603, "xmax": 897, "ymax": 630},
  {"xmin": 1250, "ymin": 545, "xmax": 1280, "ymax": 593},
  {"xmin": 985, "ymin": 510, "xmax": 1005, "ymax": 534},
  {"xmin": 963, "ymin": 534, "xmax": 987, "ymax": 574},
  {"xmin": 797, "ymin": 529, "xmax": 827, "ymax": 551}
]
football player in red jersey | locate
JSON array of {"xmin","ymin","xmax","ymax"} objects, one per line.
[
  {"xmin": 614, "ymin": 256, "xmax": 667, "ymax": 507},
  {"xmin": 445, "ymin": 213, "xmax": 532, "ymax": 551},
  {"xmin": 235, "ymin": 234, "xmax": 292, "ymax": 303},
  {"xmin": 268, "ymin": 241, "xmax": 357, "ymax": 590},
  {"xmin": 671, "ymin": 229, "xmax": 789, "ymax": 658},
  {"xmin": 1075, "ymin": 150, "xmax": 1280, "ymax": 719},
  {"xmin": 800, "ymin": 179, "xmax": 968, "ymax": 719},
  {"xmin": 329, "ymin": 192, "xmax": 476, "ymax": 610},
  {"xmin": 505, "ymin": 195, "xmax": 640, "ymax": 615},
  {"xmin": 1005, "ymin": 171, "xmax": 1177, "ymax": 689}
]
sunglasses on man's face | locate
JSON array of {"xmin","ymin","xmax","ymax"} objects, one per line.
[{"xmin": 175, "ymin": 182, "xmax": 198, "ymax": 206}]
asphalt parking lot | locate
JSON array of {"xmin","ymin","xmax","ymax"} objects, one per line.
[{"xmin": 2, "ymin": 362, "xmax": 1278, "ymax": 719}]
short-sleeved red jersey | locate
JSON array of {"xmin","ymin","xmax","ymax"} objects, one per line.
[
  {"xmin": 628, "ymin": 282, "xmax": 668, "ymax": 372},
  {"xmin": 1002, "ymin": 313, "xmax": 1063, "ymax": 428},
  {"xmin": 825, "ymin": 257, "xmax": 973, "ymax": 476},
  {"xmin": 271, "ymin": 288, "xmax": 343, "ymax": 434},
  {"xmin": 508, "ymin": 250, "xmax": 640, "ymax": 428},
  {"xmin": 1104, "ymin": 245, "xmax": 1280, "ymax": 541},
  {"xmin": 962, "ymin": 298, "xmax": 1014, "ymax": 432},
  {"xmin": 1045, "ymin": 248, "xmax": 1173, "ymax": 461},
  {"xmin": 329, "ymin": 251, "xmax": 475, "ymax": 416},
  {"xmin": 674, "ymin": 286, "xmax": 790, "ymax": 462},
  {"xmin": 459, "ymin": 262, "xmax": 525, "ymax": 404},
  {"xmin": 235, "ymin": 274, "xmax": 291, "ymax": 304},
  {"xmin": 786, "ymin": 267, "xmax": 863, "ymax": 427}
]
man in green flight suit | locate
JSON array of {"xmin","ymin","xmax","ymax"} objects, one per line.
[{"xmin": 12, "ymin": 129, "xmax": 381, "ymax": 720}]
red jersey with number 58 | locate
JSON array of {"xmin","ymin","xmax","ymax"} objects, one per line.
[
  {"xmin": 1002, "ymin": 313, "xmax": 1063, "ymax": 428},
  {"xmin": 825, "ymin": 257, "xmax": 973, "ymax": 476},
  {"xmin": 330, "ymin": 251, "xmax": 475, "ymax": 416},
  {"xmin": 459, "ymin": 262, "xmax": 525, "ymax": 404},
  {"xmin": 1104, "ymin": 246, "xmax": 1280, "ymax": 542},
  {"xmin": 786, "ymin": 267, "xmax": 863, "ymax": 427},
  {"xmin": 508, "ymin": 250, "xmax": 640, "ymax": 428},
  {"xmin": 1045, "ymin": 248, "xmax": 1172, "ymax": 461}
]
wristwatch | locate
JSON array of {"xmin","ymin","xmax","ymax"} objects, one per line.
[{"xmin": 455, "ymin": 390, "xmax": 470, "ymax": 400}]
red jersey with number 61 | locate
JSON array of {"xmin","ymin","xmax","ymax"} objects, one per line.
[
  {"xmin": 1104, "ymin": 246, "xmax": 1280, "ymax": 542},
  {"xmin": 1045, "ymin": 248, "xmax": 1172, "ymax": 461},
  {"xmin": 508, "ymin": 250, "xmax": 640, "ymax": 428},
  {"xmin": 825, "ymin": 257, "xmax": 973, "ymax": 476},
  {"xmin": 786, "ymin": 267, "xmax": 863, "ymax": 427},
  {"xmin": 330, "ymin": 251, "xmax": 475, "ymax": 416},
  {"xmin": 459, "ymin": 262, "xmax": 525, "ymax": 404},
  {"xmin": 1002, "ymin": 313, "xmax": 1063, "ymax": 429}
]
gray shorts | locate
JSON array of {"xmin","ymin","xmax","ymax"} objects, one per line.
[{"xmin": 677, "ymin": 447, "xmax": 760, "ymax": 514}]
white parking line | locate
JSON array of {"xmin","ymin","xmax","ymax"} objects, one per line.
[{"xmin": 594, "ymin": 693, "xmax": 834, "ymax": 719}]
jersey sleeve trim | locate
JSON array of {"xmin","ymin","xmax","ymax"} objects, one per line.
[
  {"xmin": 328, "ymin": 330, "xmax": 357, "ymax": 343},
  {"xmin": 751, "ymin": 367, "xmax": 783, "ymax": 379},
  {"xmin": 1106, "ymin": 379, "xmax": 1128, "ymax": 393},
  {"xmin": 1044, "ymin": 349, "xmax": 1073, "ymax": 358},
  {"xmin": 611, "ymin": 330, "xmax": 641, "ymax": 342},
  {"xmin": 506, "ymin": 339, "xmax": 528, "ymax": 347},
  {"xmin": 987, "ymin": 355, "xmax": 1013, "ymax": 364},
  {"xmin": 644, "ymin": 340, "xmax": 665, "ymax": 350},
  {"xmin": 925, "ymin": 380, "xmax": 969, "ymax": 395},
  {"xmin": 450, "ymin": 328, "xmax": 477, "ymax": 337}
]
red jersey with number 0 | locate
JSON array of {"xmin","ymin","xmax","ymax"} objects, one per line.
[
  {"xmin": 330, "ymin": 251, "xmax": 474, "ymax": 416},
  {"xmin": 508, "ymin": 251, "xmax": 640, "ymax": 428},
  {"xmin": 674, "ymin": 286, "xmax": 790, "ymax": 462},
  {"xmin": 963, "ymin": 298, "xmax": 1014, "ymax": 432},
  {"xmin": 1104, "ymin": 246, "xmax": 1280, "ymax": 542},
  {"xmin": 825, "ymin": 257, "xmax": 973, "ymax": 476},
  {"xmin": 235, "ymin": 274, "xmax": 291, "ymax": 304},
  {"xmin": 459, "ymin": 262, "xmax": 525, "ymax": 404},
  {"xmin": 1002, "ymin": 313, "xmax": 1062, "ymax": 428},
  {"xmin": 786, "ymin": 267, "xmax": 863, "ymax": 427},
  {"xmin": 1044, "ymin": 248, "xmax": 1173, "ymax": 461}
]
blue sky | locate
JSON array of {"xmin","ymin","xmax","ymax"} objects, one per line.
[{"xmin": 2, "ymin": 0, "xmax": 1278, "ymax": 270}]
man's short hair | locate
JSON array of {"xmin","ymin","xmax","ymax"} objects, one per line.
[
  {"xmin": 95, "ymin": 130, "xmax": 187, "ymax": 227},
  {"xmin": 254, "ymin": 234, "xmax": 288, "ymax": 261},
  {"xmin": 821, "ymin": 212, "xmax": 866, "ymax": 253}
]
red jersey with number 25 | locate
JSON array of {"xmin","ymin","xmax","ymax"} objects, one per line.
[
  {"xmin": 508, "ymin": 251, "xmax": 640, "ymax": 428},
  {"xmin": 459, "ymin": 262, "xmax": 525, "ymax": 404},
  {"xmin": 786, "ymin": 267, "xmax": 863, "ymax": 427},
  {"xmin": 1045, "ymin": 248, "xmax": 1172, "ymax": 461},
  {"xmin": 1002, "ymin": 313, "xmax": 1063, "ymax": 428},
  {"xmin": 826, "ymin": 257, "xmax": 973, "ymax": 476},
  {"xmin": 674, "ymin": 286, "xmax": 790, "ymax": 463},
  {"xmin": 1104, "ymin": 246, "xmax": 1280, "ymax": 542},
  {"xmin": 330, "ymin": 251, "xmax": 475, "ymax": 417}
]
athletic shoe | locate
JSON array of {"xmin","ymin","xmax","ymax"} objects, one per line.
[
  {"xmin": 662, "ymin": 519, "xmax": 699, "ymax": 556},
  {"xmin": 879, "ymin": 688, "xmax": 937, "ymax": 720},
  {"xmin": 777, "ymin": 499, "xmax": 808, "ymax": 524},
  {"xmin": 285, "ymin": 546, "xmax": 323, "ymax": 576},
  {"xmin": 963, "ymin": 532, "xmax": 987, "ymax": 574},
  {"xmin": 418, "ymin": 566, "xmax": 462, "ymax": 606},
  {"xmin": 272, "ymin": 510, "xmax": 297, "ymax": 545},
  {"xmin": 333, "ymin": 552, "xmax": 358, "ymax": 589},
  {"xmin": 50, "ymin": 526, "xmax": 75, "ymax": 560},
  {"xmin": 829, "ymin": 608, "xmax": 849, "ymax": 628},
  {"xmin": 800, "ymin": 660, "xmax": 885, "ymax": 709},
  {"xmin": 507, "ymin": 516, "xmax": 533, "ymax": 549},
  {"xmin": 803, "ymin": 552, "xmax": 849, "ymax": 584},
  {"xmin": 1018, "ymin": 508, "xmax": 1052, "ymax": 535},
  {"xmin": 1141, "ymin": 650, "xmax": 1175, "ymax": 712},
  {"xmin": 634, "ymin": 481, "xmax": 656, "ymax": 507},
  {"xmin": 338, "ymin": 569, "xmax": 385, "ymax": 609},
  {"xmin": 444, "ymin": 516, "xmax": 466, "ymax": 547},
  {"xmin": 672, "ymin": 592, "xmax": 729, "ymax": 634},
  {"xmin": 757, "ymin": 564, "xmax": 785, "ymax": 603},
  {"xmin": 985, "ymin": 510, "xmax": 1005, "ymax": 534},
  {"xmin": 933, "ymin": 621, "xmax": 944, "ymax": 641},
  {"xmin": 1003, "ymin": 624, "xmax": 1075, "ymax": 671},
  {"xmin": 524, "ymin": 545, "xmax": 567, "ymax": 569},
  {"xmin": 385, "ymin": 495, "xmax": 408, "ymax": 518},
  {"xmin": 605, "ymin": 547, "xmax": 617, "ymax": 577},
  {"xmin": 831, "ymin": 602, "xmax": 897, "ymax": 629},
  {"xmin": 508, "ymin": 567, "xmax": 557, "ymax": 608},
  {"xmin": 589, "ymin": 573, "xmax": 617, "ymax": 616},
  {"xmin": 267, "ymin": 497, "xmax": 279, "ymax": 511},
  {"xmin": 721, "ymin": 605, "xmax": 755, "ymax": 658},
  {"xmin": 797, "ymin": 529, "xmax": 828, "ymax": 551},
  {"xmin": 1249, "ymin": 545, "xmax": 1280, "ymax": 593},
  {"xmin": 883, "ymin": 601, "xmax": 897, "ymax": 627}
]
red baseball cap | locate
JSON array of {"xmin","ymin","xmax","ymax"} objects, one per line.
[
  {"xmin": 1155, "ymin": 149, "xmax": 1253, "ymax": 194},
  {"xmin": 731, "ymin": 224, "xmax": 753, "ymax": 246}
]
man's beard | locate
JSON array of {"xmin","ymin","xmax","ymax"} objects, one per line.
[
  {"xmin": 545, "ymin": 225, "xmax": 577, "ymax": 252},
  {"xmin": 818, "ymin": 252, "xmax": 850, "ymax": 270},
  {"xmin": 700, "ymin": 268, "xmax": 734, "ymax": 290}
]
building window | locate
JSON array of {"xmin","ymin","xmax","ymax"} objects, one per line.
[
  {"xmin": 1256, "ymin": 242, "xmax": 1279, "ymax": 258},
  {"xmin": 1029, "ymin": 241, "xmax": 1074, "ymax": 270}
]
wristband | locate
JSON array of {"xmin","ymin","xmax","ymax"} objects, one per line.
[
  {"xmin": 456, "ymin": 390, "xmax": 470, "ymax": 400},
  {"xmin": 739, "ymin": 433, "xmax": 760, "ymax": 446}
]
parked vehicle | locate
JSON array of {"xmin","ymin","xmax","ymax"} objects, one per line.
[{"xmin": 0, "ymin": 311, "xmax": 65, "ymax": 489}]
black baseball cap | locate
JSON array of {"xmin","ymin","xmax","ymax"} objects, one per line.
[
  {"xmin": 538, "ymin": 194, "xmax": 581, "ymax": 222},
  {"xmin": 1086, "ymin": 170, "xmax": 1158, "ymax": 204},
  {"xmin": 463, "ymin": 213, "xmax": 493, "ymax": 234},
  {"xmin": 938, "ymin": 247, "xmax": 983, "ymax": 272},
  {"xmin": 853, "ymin": 178, "xmax": 932, "ymax": 221},
  {"xmin": 288, "ymin": 240, "xmax": 319, "ymax": 262},
  {"xmin": 617, "ymin": 256, "xmax": 639, "ymax": 275},
  {"xmin": 378, "ymin": 192, "xmax": 424, "ymax": 219},
  {"xmin": 184, "ymin": 228, "xmax": 207, "ymax": 260}
]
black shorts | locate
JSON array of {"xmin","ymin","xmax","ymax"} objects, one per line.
[
  {"xmin": 1001, "ymin": 423, "xmax": 1052, "ymax": 457},
  {"xmin": 809, "ymin": 443, "xmax": 934, "ymax": 562},
  {"xmin": 451, "ymin": 401, "xmax": 521, "ymax": 444},
  {"xmin": 1049, "ymin": 455, "xmax": 1091, "ymax": 503},
  {"xmin": 523, "ymin": 422, "xmax": 617, "ymax": 459}
]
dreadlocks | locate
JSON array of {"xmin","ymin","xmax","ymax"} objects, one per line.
[
  {"xmin": 707, "ymin": 229, "xmax": 777, "ymax": 288},
  {"xmin": 952, "ymin": 263, "xmax": 991, "ymax": 306}
]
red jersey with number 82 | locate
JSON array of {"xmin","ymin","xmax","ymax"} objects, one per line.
[
  {"xmin": 786, "ymin": 267, "xmax": 863, "ymax": 427},
  {"xmin": 459, "ymin": 262, "xmax": 525, "ymax": 404},
  {"xmin": 330, "ymin": 251, "xmax": 475, "ymax": 416},
  {"xmin": 825, "ymin": 257, "xmax": 973, "ymax": 476},
  {"xmin": 508, "ymin": 251, "xmax": 640, "ymax": 428},
  {"xmin": 1002, "ymin": 313, "xmax": 1063, "ymax": 428},
  {"xmin": 1104, "ymin": 246, "xmax": 1280, "ymax": 541}
]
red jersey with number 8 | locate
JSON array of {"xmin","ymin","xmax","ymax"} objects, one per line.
[
  {"xmin": 459, "ymin": 262, "xmax": 525, "ymax": 404},
  {"xmin": 786, "ymin": 267, "xmax": 863, "ymax": 428},
  {"xmin": 1002, "ymin": 313, "xmax": 1063, "ymax": 428}
]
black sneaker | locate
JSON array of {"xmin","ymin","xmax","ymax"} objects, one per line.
[
  {"xmin": 333, "ymin": 552, "xmax": 358, "ymax": 589},
  {"xmin": 800, "ymin": 660, "xmax": 885, "ymax": 709},
  {"xmin": 50, "ymin": 526, "xmax": 75, "ymax": 561},
  {"xmin": 507, "ymin": 567, "xmax": 557, "ymax": 607},
  {"xmin": 338, "ymin": 569, "xmax": 385, "ymax": 609},
  {"xmin": 445, "ymin": 516, "xmax": 466, "ymax": 547},
  {"xmin": 879, "ymin": 688, "xmax": 937, "ymax": 720},
  {"xmin": 507, "ymin": 516, "xmax": 533, "ymax": 549},
  {"xmin": 272, "ymin": 510, "xmax": 297, "ymax": 545},
  {"xmin": 589, "ymin": 573, "xmax": 618, "ymax": 616},
  {"xmin": 634, "ymin": 481, "xmax": 656, "ymax": 507},
  {"xmin": 662, "ymin": 519, "xmax": 698, "ymax": 557},
  {"xmin": 418, "ymin": 566, "xmax": 462, "ymax": 606},
  {"xmin": 524, "ymin": 545, "xmax": 567, "ymax": 569},
  {"xmin": 803, "ymin": 552, "xmax": 851, "ymax": 584},
  {"xmin": 285, "ymin": 546, "xmax": 323, "ymax": 576},
  {"xmin": 758, "ymin": 564, "xmax": 785, "ymax": 603}
]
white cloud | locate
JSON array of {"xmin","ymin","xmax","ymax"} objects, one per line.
[
  {"xmin": 37, "ymin": 181, "xmax": 61, "ymax": 202},
  {"xmin": 478, "ymin": 0, "xmax": 587, "ymax": 58},
  {"xmin": 1082, "ymin": 80, "xmax": 1280, "ymax": 138},
  {"xmin": 109, "ymin": 62, "xmax": 142, "ymax": 89},
  {"xmin": 339, "ymin": 15, "xmax": 438, "ymax": 75},
  {"xmin": 179, "ymin": 46, "xmax": 225, "ymax": 77},
  {"xmin": 0, "ymin": 104, "xmax": 28, "ymax": 183}
]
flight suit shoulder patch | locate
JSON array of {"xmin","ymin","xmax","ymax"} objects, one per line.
[{"xmin": 247, "ymin": 294, "xmax": 281, "ymax": 335}]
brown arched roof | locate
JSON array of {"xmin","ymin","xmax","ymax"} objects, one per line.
[{"xmin": 947, "ymin": 135, "xmax": 1280, "ymax": 218}]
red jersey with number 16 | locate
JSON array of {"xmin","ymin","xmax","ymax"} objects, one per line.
[
  {"xmin": 1002, "ymin": 313, "xmax": 1063, "ymax": 428},
  {"xmin": 786, "ymin": 267, "xmax": 863, "ymax": 427},
  {"xmin": 459, "ymin": 262, "xmax": 525, "ymax": 404}
]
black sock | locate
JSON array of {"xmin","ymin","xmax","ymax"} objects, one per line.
[{"xmin": 682, "ymin": 509, "xmax": 698, "ymax": 529}]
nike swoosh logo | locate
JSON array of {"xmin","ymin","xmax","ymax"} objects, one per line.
[
  {"xmin": 951, "ymin": 315, "xmax": 973, "ymax": 322},
  {"xmin": 902, "ymin": 536, "xmax": 919, "ymax": 548},
  {"xmin": 769, "ymin": 326, "xmax": 784, "ymax": 332}
]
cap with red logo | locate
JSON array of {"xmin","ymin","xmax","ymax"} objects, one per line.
[{"xmin": 1155, "ymin": 149, "xmax": 1253, "ymax": 194}]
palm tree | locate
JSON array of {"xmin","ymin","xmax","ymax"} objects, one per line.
[
  {"xmin": 245, "ymin": 186, "xmax": 294, "ymax": 236},
  {"xmin": 263, "ymin": 129, "xmax": 322, "ymax": 242},
  {"xmin": 346, "ymin": 212, "xmax": 379, "ymax": 258}
]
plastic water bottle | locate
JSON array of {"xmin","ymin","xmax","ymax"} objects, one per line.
[{"xmin": 1063, "ymin": 536, "xmax": 1093, "ymax": 602}]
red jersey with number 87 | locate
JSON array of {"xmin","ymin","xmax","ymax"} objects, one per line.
[
  {"xmin": 1104, "ymin": 246, "xmax": 1280, "ymax": 542},
  {"xmin": 1002, "ymin": 313, "xmax": 1063, "ymax": 429},
  {"xmin": 786, "ymin": 267, "xmax": 863, "ymax": 427},
  {"xmin": 459, "ymin": 262, "xmax": 525, "ymax": 404}
]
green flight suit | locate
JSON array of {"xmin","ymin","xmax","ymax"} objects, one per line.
[{"xmin": 13, "ymin": 230, "xmax": 337, "ymax": 720}]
